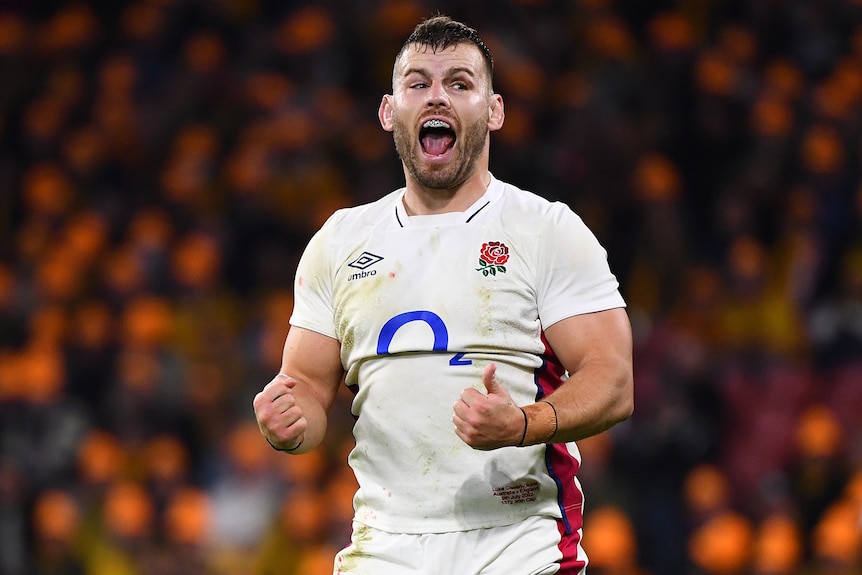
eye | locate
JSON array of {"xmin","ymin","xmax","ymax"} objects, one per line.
[
  {"xmin": 409, "ymin": 82, "xmax": 428, "ymax": 89},
  {"xmin": 452, "ymin": 82, "xmax": 468, "ymax": 90}
]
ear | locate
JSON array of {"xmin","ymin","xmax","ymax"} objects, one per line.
[
  {"xmin": 488, "ymin": 93, "xmax": 505, "ymax": 132},
  {"xmin": 378, "ymin": 95, "xmax": 395, "ymax": 132}
]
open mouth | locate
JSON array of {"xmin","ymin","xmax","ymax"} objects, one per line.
[{"xmin": 420, "ymin": 119, "xmax": 456, "ymax": 157}]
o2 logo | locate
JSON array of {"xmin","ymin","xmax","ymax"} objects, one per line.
[{"xmin": 376, "ymin": 310, "xmax": 471, "ymax": 366}]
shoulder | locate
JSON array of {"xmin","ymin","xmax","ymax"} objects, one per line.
[
  {"xmin": 296, "ymin": 190, "xmax": 403, "ymax": 286},
  {"xmin": 495, "ymin": 180, "xmax": 584, "ymax": 229},
  {"xmin": 318, "ymin": 189, "xmax": 403, "ymax": 237}
]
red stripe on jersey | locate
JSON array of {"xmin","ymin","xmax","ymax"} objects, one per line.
[
  {"xmin": 536, "ymin": 333, "xmax": 585, "ymax": 537},
  {"xmin": 545, "ymin": 442, "xmax": 584, "ymax": 535},
  {"xmin": 557, "ymin": 520, "xmax": 587, "ymax": 574},
  {"xmin": 537, "ymin": 334, "xmax": 587, "ymax": 570}
]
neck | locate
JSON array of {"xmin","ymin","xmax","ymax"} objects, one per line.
[{"xmin": 402, "ymin": 170, "xmax": 491, "ymax": 216}]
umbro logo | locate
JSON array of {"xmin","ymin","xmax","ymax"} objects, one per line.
[
  {"xmin": 348, "ymin": 252, "xmax": 384, "ymax": 270},
  {"xmin": 347, "ymin": 252, "xmax": 383, "ymax": 281}
]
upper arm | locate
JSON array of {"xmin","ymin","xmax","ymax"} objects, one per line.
[
  {"xmin": 280, "ymin": 325, "xmax": 345, "ymax": 412},
  {"xmin": 544, "ymin": 308, "xmax": 633, "ymax": 389},
  {"xmin": 541, "ymin": 308, "xmax": 634, "ymax": 435}
]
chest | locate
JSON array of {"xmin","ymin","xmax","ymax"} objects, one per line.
[{"xmin": 330, "ymin": 226, "xmax": 540, "ymax": 359}]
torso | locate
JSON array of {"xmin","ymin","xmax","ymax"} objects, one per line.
[{"xmin": 291, "ymin": 176, "xmax": 625, "ymax": 533}]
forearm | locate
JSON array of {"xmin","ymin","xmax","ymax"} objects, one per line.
[
  {"xmin": 522, "ymin": 360, "xmax": 633, "ymax": 445},
  {"xmin": 258, "ymin": 327, "xmax": 344, "ymax": 455}
]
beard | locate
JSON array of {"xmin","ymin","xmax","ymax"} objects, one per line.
[{"xmin": 391, "ymin": 114, "xmax": 488, "ymax": 191}]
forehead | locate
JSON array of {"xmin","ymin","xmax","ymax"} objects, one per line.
[{"xmin": 394, "ymin": 42, "xmax": 488, "ymax": 79}]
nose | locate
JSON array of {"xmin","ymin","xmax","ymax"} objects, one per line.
[{"xmin": 425, "ymin": 82, "xmax": 449, "ymax": 107}]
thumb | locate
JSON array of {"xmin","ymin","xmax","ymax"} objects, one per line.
[
  {"xmin": 482, "ymin": 363, "xmax": 505, "ymax": 396},
  {"xmin": 275, "ymin": 373, "xmax": 298, "ymax": 389}
]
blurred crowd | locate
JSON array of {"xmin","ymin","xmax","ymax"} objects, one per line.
[{"xmin": 0, "ymin": 0, "xmax": 860, "ymax": 574}]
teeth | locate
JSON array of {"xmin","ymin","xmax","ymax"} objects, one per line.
[{"xmin": 422, "ymin": 119, "xmax": 451, "ymax": 129}]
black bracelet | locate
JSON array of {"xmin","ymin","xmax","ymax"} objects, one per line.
[
  {"xmin": 517, "ymin": 407, "xmax": 528, "ymax": 447},
  {"xmin": 266, "ymin": 435, "xmax": 303, "ymax": 453}
]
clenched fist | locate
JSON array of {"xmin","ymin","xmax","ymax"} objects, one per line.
[{"xmin": 253, "ymin": 373, "xmax": 307, "ymax": 452}]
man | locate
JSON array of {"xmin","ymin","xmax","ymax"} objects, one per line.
[{"xmin": 253, "ymin": 15, "xmax": 634, "ymax": 575}]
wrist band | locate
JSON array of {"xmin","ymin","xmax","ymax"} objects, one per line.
[
  {"xmin": 517, "ymin": 407, "xmax": 528, "ymax": 447},
  {"xmin": 283, "ymin": 438, "xmax": 303, "ymax": 452},
  {"xmin": 266, "ymin": 435, "xmax": 303, "ymax": 453}
]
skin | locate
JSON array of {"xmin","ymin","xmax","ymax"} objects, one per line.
[
  {"xmin": 253, "ymin": 41, "xmax": 634, "ymax": 454},
  {"xmin": 379, "ymin": 42, "xmax": 505, "ymax": 214}
]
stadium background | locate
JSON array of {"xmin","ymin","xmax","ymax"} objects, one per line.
[{"xmin": 0, "ymin": 0, "xmax": 860, "ymax": 573}]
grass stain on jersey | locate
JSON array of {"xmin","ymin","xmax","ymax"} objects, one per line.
[
  {"xmin": 475, "ymin": 285, "xmax": 494, "ymax": 337},
  {"xmin": 334, "ymin": 522, "xmax": 374, "ymax": 574}
]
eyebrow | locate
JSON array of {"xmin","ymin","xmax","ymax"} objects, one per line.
[{"xmin": 400, "ymin": 66, "xmax": 478, "ymax": 80}]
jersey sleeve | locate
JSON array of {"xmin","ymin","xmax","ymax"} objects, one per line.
[
  {"xmin": 288, "ymin": 213, "xmax": 340, "ymax": 339},
  {"xmin": 535, "ymin": 203, "xmax": 626, "ymax": 329}
]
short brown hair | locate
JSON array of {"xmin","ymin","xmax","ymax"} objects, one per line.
[{"xmin": 395, "ymin": 15, "xmax": 494, "ymax": 86}]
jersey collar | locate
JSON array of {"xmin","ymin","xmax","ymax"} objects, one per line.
[{"xmin": 394, "ymin": 174, "xmax": 503, "ymax": 228}]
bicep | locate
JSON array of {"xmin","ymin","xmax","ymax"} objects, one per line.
[
  {"xmin": 281, "ymin": 326, "xmax": 344, "ymax": 411},
  {"xmin": 544, "ymin": 307, "xmax": 633, "ymax": 378}
]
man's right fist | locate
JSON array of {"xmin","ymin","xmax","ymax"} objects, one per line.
[{"xmin": 253, "ymin": 374, "xmax": 307, "ymax": 452}]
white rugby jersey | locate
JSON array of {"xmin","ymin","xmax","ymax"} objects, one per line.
[{"xmin": 290, "ymin": 175, "xmax": 625, "ymax": 534}]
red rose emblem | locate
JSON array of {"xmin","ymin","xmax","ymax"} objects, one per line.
[{"xmin": 480, "ymin": 242, "xmax": 509, "ymax": 266}]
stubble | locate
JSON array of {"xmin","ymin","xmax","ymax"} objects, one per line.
[{"xmin": 391, "ymin": 113, "xmax": 488, "ymax": 192}]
